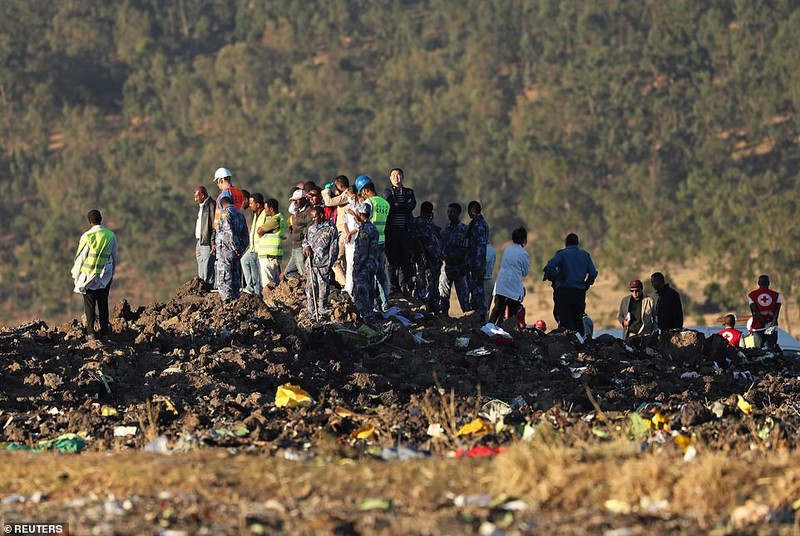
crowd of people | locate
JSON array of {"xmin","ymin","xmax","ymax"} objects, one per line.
[
  {"xmin": 68, "ymin": 166, "xmax": 784, "ymax": 352},
  {"xmin": 192, "ymin": 166, "xmax": 786, "ymax": 351},
  {"xmin": 192, "ymin": 167, "xmax": 499, "ymax": 323}
]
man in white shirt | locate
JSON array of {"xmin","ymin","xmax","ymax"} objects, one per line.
[{"xmin": 487, "ymin": 227, "xmax": 530, "ymax": 327}]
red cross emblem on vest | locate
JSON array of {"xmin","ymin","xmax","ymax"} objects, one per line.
[
  {"xmin": 758, "ymin": 293, "xmax": 773, "ymax": 307},
  {"xmin": 722, "ymin": 331, "xmax": 733, "ymax": 342}
]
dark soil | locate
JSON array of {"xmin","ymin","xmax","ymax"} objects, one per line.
[{"xmin": 2, "ymin": 277, "xmax": 800, "ymax": 533}]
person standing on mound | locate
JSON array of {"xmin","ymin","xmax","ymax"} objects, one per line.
[{"xmin": 72, "ymin": 209, "xmax": 118, "ymax": 340}]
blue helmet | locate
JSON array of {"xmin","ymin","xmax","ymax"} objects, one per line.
[{"xmin": 355, "ymin": 175, "xmax": 373, "ymax": 193}]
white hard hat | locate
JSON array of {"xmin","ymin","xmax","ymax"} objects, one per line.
[{"xmin": 214, "ymin": 167, "xmax": 232, "ymax": 182}]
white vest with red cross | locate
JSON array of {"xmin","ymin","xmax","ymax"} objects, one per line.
[
  {"xmin": 748, "ymin": 288, "xmax": 779, "ymax": 329},
  {"xmin": 719, "ymin": 327, "xmax": 742, "ymax": 347}
]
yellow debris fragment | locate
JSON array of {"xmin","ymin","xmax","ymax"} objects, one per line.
[
  {"xmin": 275, "ymin": 384, "xmax": 313, "ymax": 408},
  {"xmin": 737, "ymin": 395, "xmax": 752, "ymax": 415},
  {"xmin": 457, "ymin": 418, "xmax": 492, "ymax": 436}
]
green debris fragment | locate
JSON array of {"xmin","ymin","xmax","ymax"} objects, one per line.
[
  {"xmin": 757, "ymin": 416, "xmax": 775, "ymax": 441},
  {"xmin": 628, "ymin": 412, "xmax": 649, "ymax": 441},
  {"xmin": 592, "ymin": 428, "xmax": 612, "ymax": 440},
  {"xmin": 357, "ymin": 498, "xmax": 392, "ymax": 511},
  {"xmin": 95, "ymin": 371, "xmax": 114, "ymax": 394},
  {"xmin": 3, "ymin": 443, "xmax": 31, "ymax": 451},
  {"xmin": 37, "ymin": 433, "xmax": 87, "ymax": 453}
]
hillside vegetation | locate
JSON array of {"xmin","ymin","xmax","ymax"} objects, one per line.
[{"xmin": 0, "ymin": 0, "xmax": 798, "ymax": 323}]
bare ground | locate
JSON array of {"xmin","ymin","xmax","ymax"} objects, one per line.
[{"xmin": 2, "ymin": 276, "xmax": 800, "ymax": 534}]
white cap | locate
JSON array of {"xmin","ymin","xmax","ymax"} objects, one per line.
[
  {"xmin": 214, "ymin": 167, "xmax": 232, "ymax": 182},
  {"xmin": 290, "ymin": 189, "xmax": 306, "ymax": 201}
]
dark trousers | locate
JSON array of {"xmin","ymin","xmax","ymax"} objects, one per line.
[
  {"xmin": 468, "ymin": 267, "xmax": 487, "ymax": 317},
  {"xmin": 83, "ymin": 281, "xmax": 112, "ymax": 335},
  {"xmin": 488, "ymin": 295, "xmax": 521, "ymax": 326},
  {"xmin": 753, "ymin": 329, "xmax": 778, "ymax": 350},
  {"xmin": 385, "ymin": 226, "xmax": 412, "ymax": 292},
  {"xmin": 553, "ymin": 286, "xmax": 586, "ymax": 335}
]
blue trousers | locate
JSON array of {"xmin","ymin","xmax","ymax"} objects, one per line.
[
  {"xmin": 439, "ymin": 265, "xmax": 469, "ymax": 315},
  {"xmin": 216, "ymin": 252, "xmax": 242, "ymax": 301},
  {"xmin": 374, "ymin": 244, "xmax": 389, "ymax": 309},
  {"xmin": 284, "ymin": 247, "xmax": 306, "ymax": 279},
  {"xmin": 241, "ymin": 250, "xmax": 261, "ymax": 294}
]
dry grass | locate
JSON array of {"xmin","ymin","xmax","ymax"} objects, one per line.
[
  {"xmin": 417, "ymin": 382, "xmax": 482, "ymax": 454},
  {"xmin": 3, "ymin": 438, "xmax": 800, "ymax": 532},
  {"xmin": 491, "ymin": 434, "xmax": 800, "ymax": 531},
  {"xmin": 135, "ymin": 400, "xmax": 160, "ymax": 444}
]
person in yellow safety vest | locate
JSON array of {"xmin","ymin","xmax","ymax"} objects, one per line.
[
  {"xmin": 257, "ymin": 197, "xmax": 287, "ymax": 287},
  {"xmin": 356, "ymin": 175, "xmax": 390, "ymax": 312},
  {"xmin": 241, "ymin": 193, "xmax": 265, "ymax": 296},
  {"xmin": 71, "ymin": 209, "xmax": 118, "ymax": 341}
]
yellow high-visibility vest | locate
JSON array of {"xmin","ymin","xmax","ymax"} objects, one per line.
[
  {"xmin": 77, "ymin": 228, "xmax": 115, "ymax": 275},
  {"xmin": 370, "ymin": 196, "xmax": 389, "ymax": 245},
  {"xmin": 250, "ymin": 210, "xmax": 267, "ymax": 254},
  {"xmin": 258, "ymin": 213, "xmax": 286, "ymax": 257}
]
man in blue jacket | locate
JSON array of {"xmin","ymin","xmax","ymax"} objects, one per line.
[
  {"xmin": 215, "ymin": 193, "xmax": 249, "ymax": 302},
  {"xmin": 543, "ymin": 233, "xmax": 598, "ymax": 336}
]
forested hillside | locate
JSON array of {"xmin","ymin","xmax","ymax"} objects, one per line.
[{"xmin": 0, "ymin": 0, "xmax": 798, "ymax": 324}]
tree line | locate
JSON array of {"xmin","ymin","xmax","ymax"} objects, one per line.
[{"xmin": 0, "ymin": 0, "xmax": 797, "ymax": 323}]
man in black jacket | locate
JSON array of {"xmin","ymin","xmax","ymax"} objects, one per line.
[
  {"xmin": 651, "ymin": 271, "xmax": 684, "ymax": 331},
  {"xmin": 194, "ymin": 185, "xmax": 216, "ymax": 286},
  {"xmin": 384, "ymin": 167, "xmax": 416, "ymax": 294}
]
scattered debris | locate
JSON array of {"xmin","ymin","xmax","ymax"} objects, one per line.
[
  {"xmin": 37, "ymin": 433, "xmax": 87, "ymax": 453},
  {"xmin": 457, "ymin": 418, "xmax": 493, "ymax": 436},
  {"xmin": 466, "ymin": 347, "xmax": 493, "ymax": 357},
  {"xmin": 0, "ymin": 277, "xmax": 798, "ymax": 466},
  {"xmin": 454, "ymin": 445, "xmax": 507, "ymax": 458},
  {"xmin": 113, "ymin": 426, "xmax": 138, "ymax": 437}
]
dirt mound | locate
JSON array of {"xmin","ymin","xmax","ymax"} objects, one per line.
[{"xmin": 2, "ymin": 277, "xmax": 799, "ymax": 455}]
